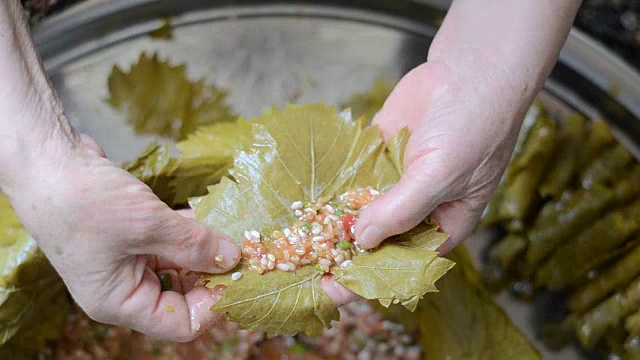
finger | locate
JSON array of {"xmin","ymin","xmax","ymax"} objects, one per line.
[
  {"xmin": 355, "ymin": 165, "xmax": 446, "ymax": 249},
  {"xmin": 140, "ymin": 207, "xmax": 240, "ymax": 273},
  {"xmin": 177, "ymin": 208, "xmax": 195, "ymax": 219},
  {"xmin": 371, "ymin": 63, "xmax": 435, "ymax": 137},
  {"xmin": 156, "ymin": 262, "xmax": 202, "ymax": 293},
  {"xmin": 156, "ymin": 269, "xmax": 183, "ymax": 293},
  {"xmin": 118, "ymin": 267, "xmax": 223, "ymax": 342},
  {"xmin": 320, "ymin": 274, "xmax": 361, "ymax": 306},
  {"xmin": 431, "ymin": 199, "xmax": 484, "ymax": 254},
  {"xmin": 78, "ymin": 133, "xmax": 107, "ymax": 158}
]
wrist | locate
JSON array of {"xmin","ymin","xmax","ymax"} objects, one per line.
[{"xmin": 0, "ymin": 108, "xmax": 77, "ymax": 196}]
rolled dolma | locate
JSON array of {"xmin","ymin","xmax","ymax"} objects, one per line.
[
  {"xmin": 482, "ymin": 105, "xmax": 542, "ymax": 226},
  {"xmin": 539, "ymin": 112, "xmax": 588, "ymax": 200},
  {"xmin": 523, "ymin": 184, "xmax": 615, "ymax": 276},
  {"xmin": 626, "ymin": 309, "xmax": 640, "ymax": 337},
  {"xmin": 498, "ymin": 116, "xmax": 558, "ymax": 222},
  {"xmin": 535, "ymin": 198, "xmax": 640, "ymax": 290},
  {"xmin": 624, "ymin": 336, "xmax": 640, "ymax": 360},
  {"xmin": 488, "ymin": 234, "xmax": 528, "ymax": 271},
  {"xmin": 575, "ymin": 276, "xmax": 640, "ymax": 349},
  {"xmin": 614, "ymin": 165, "xmax": 640, "ymax": 205},
  {"xmin": 577, "ymin": 118, "xmax": 616, "ymax": 172},
  {"xmin": 569, "ymin": 244, "xmax": 640, "ymax": 314},
  {"xmin": 581, "ymin": 144, "xmax": 635, "ymax": 189}
]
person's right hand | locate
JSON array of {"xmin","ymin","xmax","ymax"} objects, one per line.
[
  {"xmin": 353, "ymin": 0, "xmax": 581, "ymax": 254},
  {"xmin": 355, "ymin": 62, "xmax": 526, "ymax": 254},
  {"xmin": 3, "ymin": 131, "xmax": 241, "ymax": 342}
]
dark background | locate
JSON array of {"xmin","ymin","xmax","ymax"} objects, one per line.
[{"xmin": 22, "ymin": 0, "xmax": 640, "ymax": 70}]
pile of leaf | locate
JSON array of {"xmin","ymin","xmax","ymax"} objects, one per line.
[
  {"xmin": 0, "ymin": 193, "xmax": 69, "ymax": 359},
  {"xmin": 482, "ymin": 103, "xmax": 640, "ymax": 358}
]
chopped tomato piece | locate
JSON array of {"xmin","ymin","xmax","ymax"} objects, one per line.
[{"xmin": 341, "ymin": 214, "xmax": 356, "ymax": 240}]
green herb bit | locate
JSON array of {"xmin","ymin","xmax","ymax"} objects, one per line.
[
  {"xmin": 290, "ymin": 343, "xmax": 310, "ymax": 353},
  {"xmin": 221, "ymin": 338, "xmax": 239, "ymax": 352},
  {"xmin": 92, "ymin": 325, "xmax": 108, "ymax": 343},
  {"xmin": 338, "ymin": 240, "xmax": 352, "ymax": 250},
  {"xmin": 151, "ymin": 344, "xmax": 163, "ymax": 356},
  {"xmin": 315, "ymin": 264, "xmax": 323, "ymax": 272},
  {"xmin": 159, "ymin": 273, "xmax": 173, "ymax": 291},
  {"xmin": 302, "ymin": 222, "xmax": 312, "ymax": 231},
  {"xmin": 335, "ymin": 208, "xmax": 344, "ymax": 216}
]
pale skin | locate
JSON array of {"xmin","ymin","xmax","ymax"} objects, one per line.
[{"xmin": 0, "ymin": 0, "xmax": 581, "ymax": 342}]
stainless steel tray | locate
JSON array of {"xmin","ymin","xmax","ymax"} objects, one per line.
[{"xmin": 33, "ymin": 1, "xmax": 640, "ymax": 358}]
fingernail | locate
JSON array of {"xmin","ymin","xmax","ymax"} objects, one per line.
[
  {"xmin": 358, "ymin": 225, "xmax": 382, "ymax": 248},
  {"xmin": 215, "ymin": 238, "xmax": 241, "ymax": 269}
]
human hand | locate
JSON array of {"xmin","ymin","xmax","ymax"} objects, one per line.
[
  {"xmin": 355, "ymin": 62, "xmax": 529, "ymax": 253},
  {"xmin": 3, "ymin": 132, "xmax": 241, "ymax": 342},
  {"xmin": 353, "ymin": 0, "xmax": 581, "ymax": 253}
]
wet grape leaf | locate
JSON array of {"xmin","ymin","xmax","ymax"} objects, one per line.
[
  {"xmin": 379, "ymin": 245, "xmax": 541, "ymax": 359},
  {"xmin": 122, "ymin": 143, "xmax": 178, "ymax": 204},
  {"xmin": 0, "ymin": 193, "xmax": 68, "ymax": 354},
  {"xmin": 333, "ymin": 220, "xmax": 453, "ymax": 311},
  {"xmin": 177, "ymin": 118, "xmax": 257, "ymax": 163},
  {"xmin": 195, "ymin": 103, "xmax": 453, "ymax": 336},
  {"xmin": 124, "ymin": 116, "xmax": 265, "ymax": 207},
  {"xmin": 206, "ymin": 263, "xmax": 337, "ymax": 337},
  {"xmin": 107, "ymin": 53, "xmax": 235, "ymax": 140}
]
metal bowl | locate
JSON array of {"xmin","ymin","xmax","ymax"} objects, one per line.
[{"xmin": 33, "ymin": 1, "xmax": 640, "ymax": 358}]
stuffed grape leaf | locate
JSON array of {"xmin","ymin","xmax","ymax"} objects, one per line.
[
  {"xmin": 195, "ymin": 103, "xmax": 454, "ymax": 336},
  {"xmin": 107, "ymin": 53, "xmax": 235, "ymax": 140}
]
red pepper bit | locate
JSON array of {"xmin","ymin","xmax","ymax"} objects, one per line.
[{"xmin": 341, "ymin": 214, "xmax": 357, "ymax": 240}]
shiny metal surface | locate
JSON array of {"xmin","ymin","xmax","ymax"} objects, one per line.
[{"xmin": 32, "ymin": 1, "xmax": 640, "ymax": 358}]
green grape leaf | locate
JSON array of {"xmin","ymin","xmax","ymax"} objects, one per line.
[
  {"xmin": 107, "ymin": 53, "xmax": 235, "ymax": 140},
  {"xmin": 122, "ymin": 143, "xmax": 178, "ymax": 205},
  {"xmin": 340, "ymin": 79, "xmax": 394, "ymax": 122},
  {"xmin": 378, "ymin": 245, "xmax": 541, "ymax": 360},
  {"xmin": 195, "ymin": 103, "xmax": 453, "ymax": 336},
  {"xmin": 205, "ymin": 264, "xmax": 337, "ymax": 337},
  {"xmin": 124, "ymin": 117, "xmax": 263, "ymax": 207},
  {"xmin": 333, "ymin": 221, "xmax": 454, "ymax": 311},
  {"xmin": 177, "ymin": 118, "xmax": 257, "ymax": 163},
  {"xmin": 0, "ymin": 193, "xmax": 68, "ymax": 354}
]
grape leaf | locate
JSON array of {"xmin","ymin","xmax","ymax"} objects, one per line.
[
  {"xmin": 333, "ymin": 221, "xmax": 454, "ymax": 312},
  {"xmin": 378, "ymin": 245, "xmax": 541, "ymax": 359},
  {"xmin": 0, "ymin": 193, "xmax": 68, "ymax": 354},
  {"xmin": 195, "ymin": 103, "xmax": 453, "ymax": 336},
  {"xmin": 122, "ymin": 143, "xmax": 178, "ymax": 204},
  {"xmin": 207, "ymin": 264, "xmax": 337, "ymax": 337},
  {"xmin": 177, "ymin": 118, "xmax": 257, "ymax": 163},
  {"xmin": 107, "ymin": 53, "xmax": 235, "ymax": 140},
  {"xmin": 340, "ymin": 79, "xmax": 394, "ymax": 122},
  {"xmin": 124, "ymin": 118, "xmax": 260, "ymax": 207}
]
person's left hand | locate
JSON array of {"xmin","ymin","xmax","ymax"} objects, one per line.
[{"xmin": 3, "ymin": 130, "xmax": 242, "ymax": 341}]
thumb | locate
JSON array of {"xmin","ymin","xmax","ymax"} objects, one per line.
[
  {"xmin": 140, "ymin": 206, "xmax": 241, "ymax": 273},
  {"xmin": 355, "ymin": 164, "xmax": 447, "ymax": 249},
  {"xmin": 430, "ymin": 200, "xmax": 484, "ymax": 254}
]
